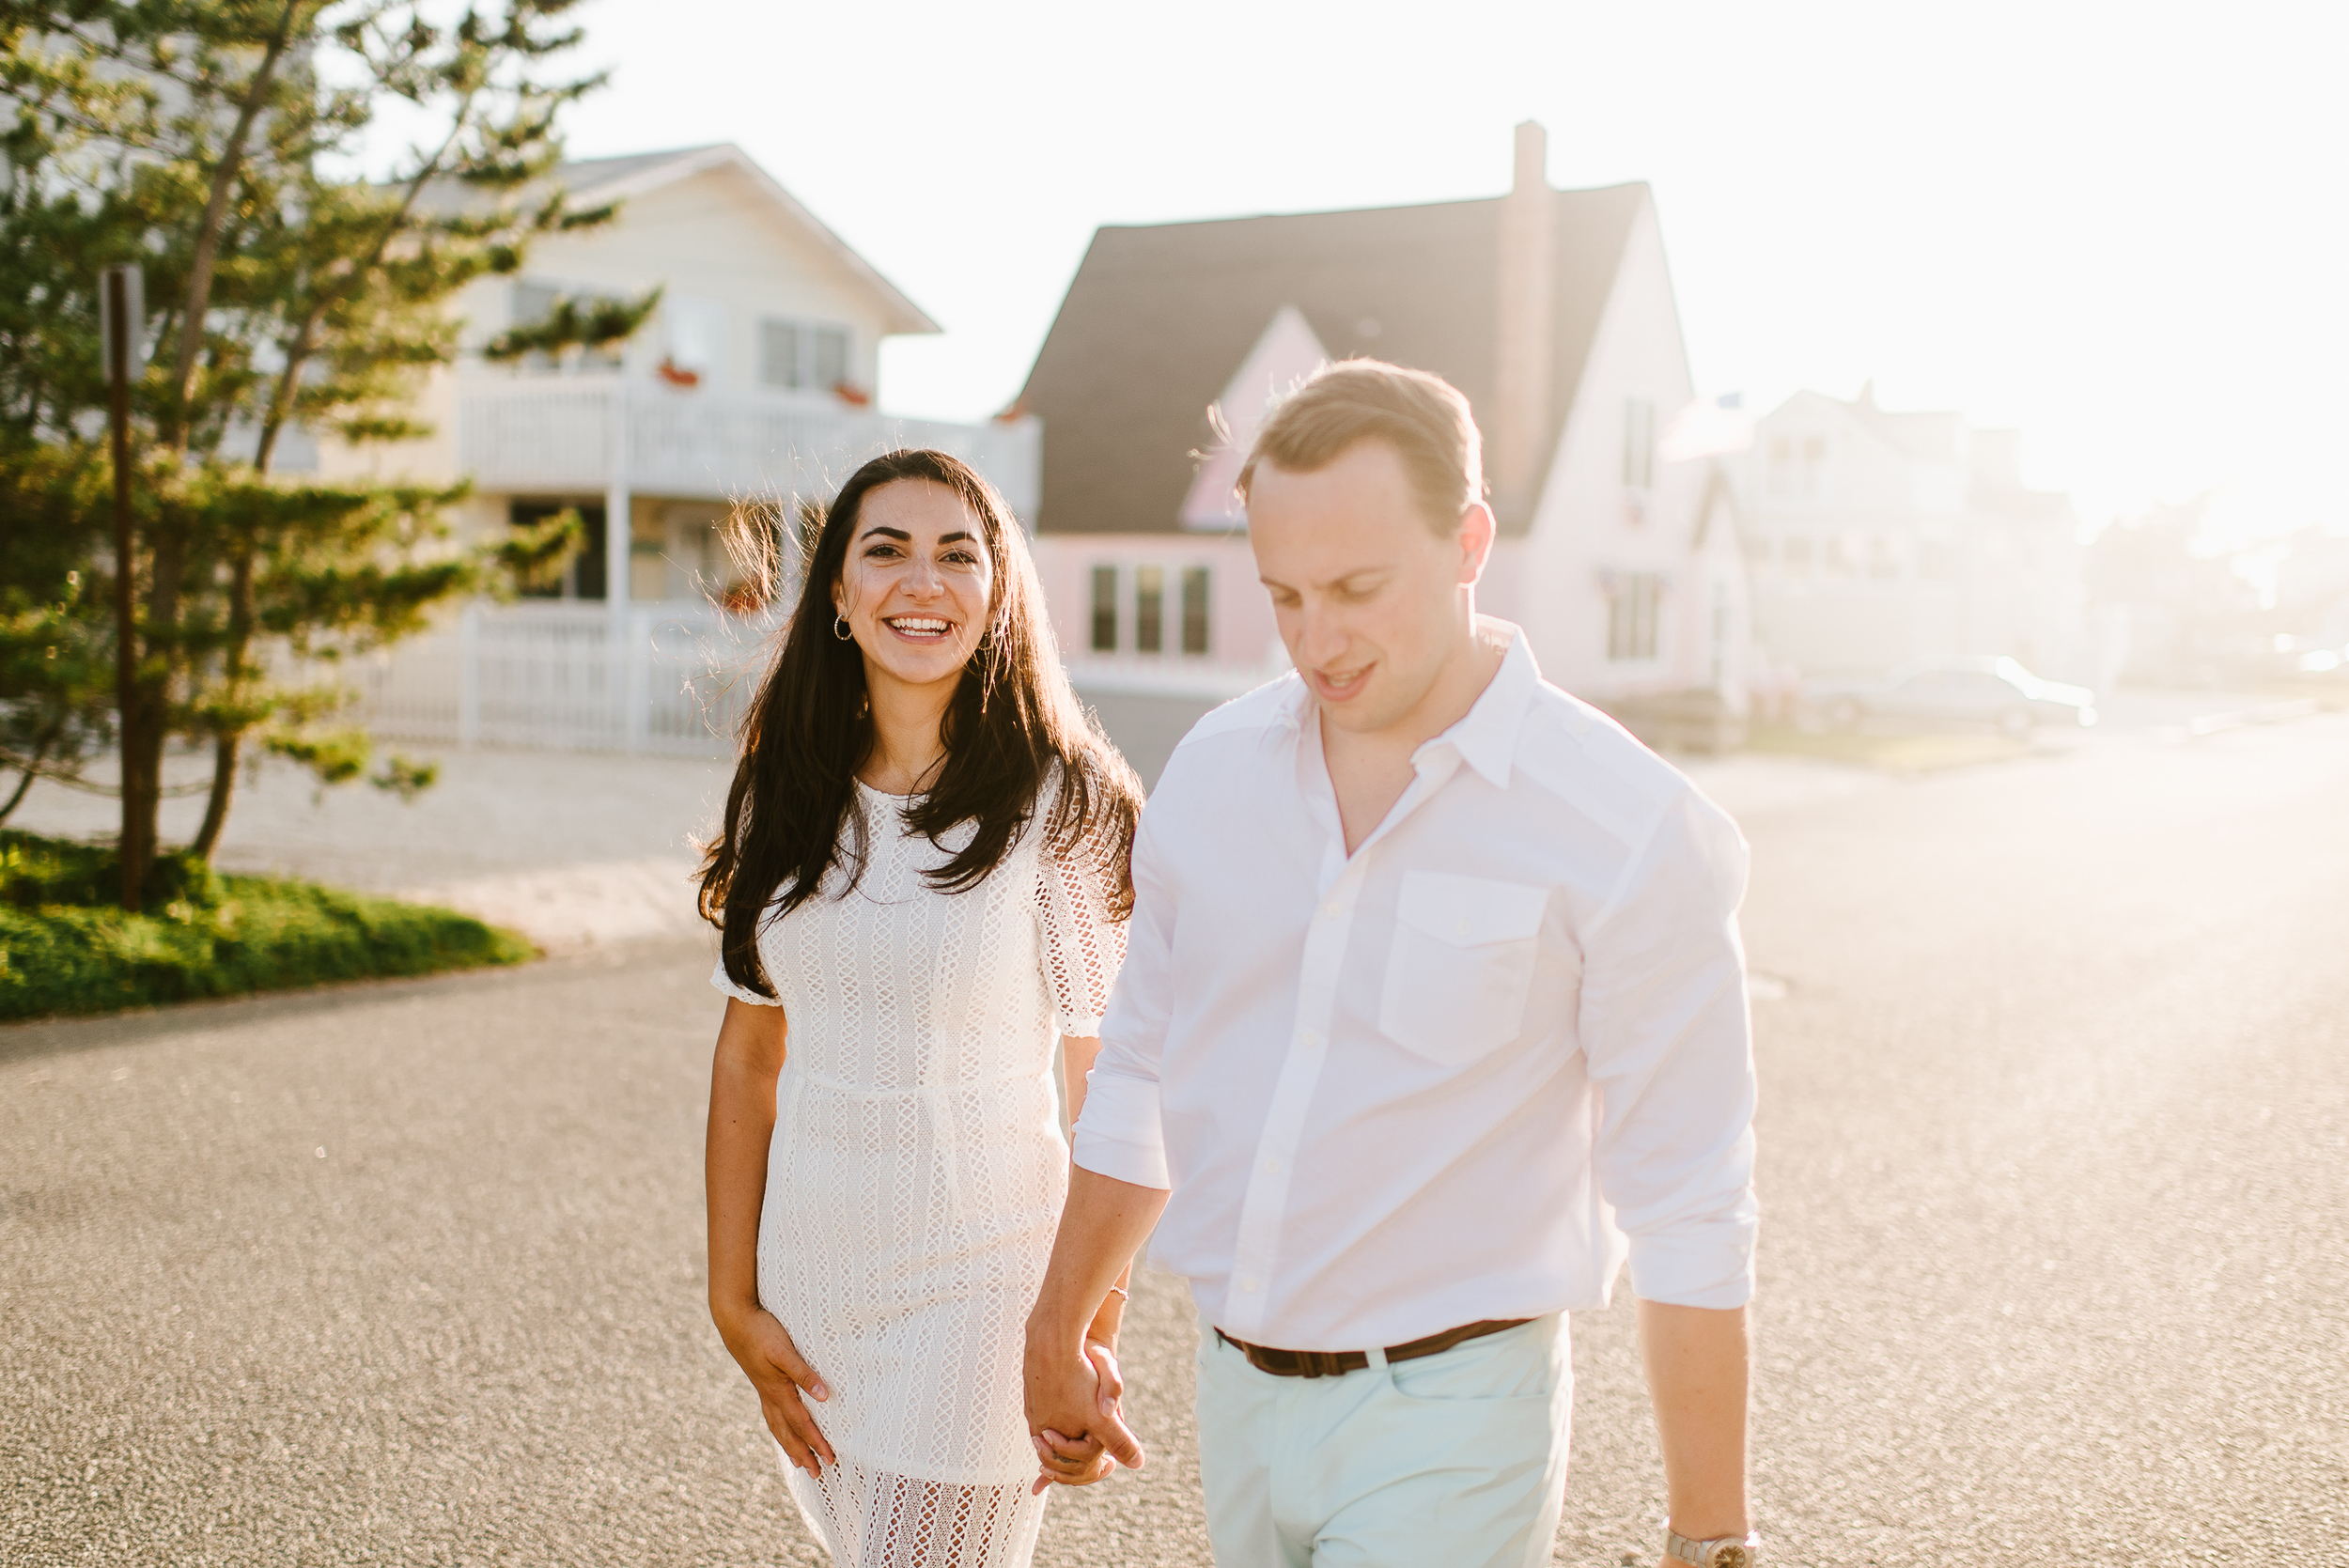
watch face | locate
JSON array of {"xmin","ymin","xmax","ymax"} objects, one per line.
[{"xmin": 1713, "ymin": 1549, "xmax": 1750, "ymax": 1568}]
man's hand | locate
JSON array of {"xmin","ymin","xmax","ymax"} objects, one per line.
[
  {"xmin": 1022, "ymin": 1165, "xmax": 1168, "ymax": 1493},
  {"xmin": 1026, "ymin": 1335, "xmax": 1143, "ymax": 1494},
  {"xmin": 716, "ymin": 1304, "xmax": 836, "ymax": 1476}
]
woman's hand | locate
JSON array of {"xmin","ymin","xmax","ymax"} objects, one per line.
[
  {"xmin": 716, "ymin": 1303, "xmax": 836, "ymax": 1475},
  {"xmin": 1029, "ymin": 1335, "xmax": 1142, "ymax": 1494}
]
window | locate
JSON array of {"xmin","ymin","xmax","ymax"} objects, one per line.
[
  {"xmin": 1624, "ymin": 398, "xmax": 1657, "ymax": 489},
  {"xmin": 759, "ymin": 319, "xmax": 801, "ymax": 388},
  {"xmin": 664, "ymin": 297, "xmax": 724, "ymax": 378},
  {"xmin": 1822, "ymin": 535, "xmax": 1852, "ymax": 578},
  {"xmin": 1180, "ymin": 566, "xmax": 1211, "ymax": 655},
  {"xmin": 812, "ymin": 326, "xmax": 848, "ymax": 392},
  {"xmin": 510, "ymin": 500, "xmax": 606, "ymax": 600},
  {"xmin": 1766, "ymin": 433, "xmax": 1828, "ymax": 499},
  {"xmin": 756, "ymin": 317, "xmax": 852, "ymax": 392},
  {"xmin": 1134, "ymin": 565, "xmax": 1165, "ymax": 654},
  {"xmin": 509, "ymin": 280, "xmax": 624, "ymax": 372},
  {"xmin": 512, "ymin": 280, "xmax": 560, "ymax": 330},
  {"xmin": 1089, "ymin": 565, "xmax": 1119, "ymax": 653},
  {"xmin": 509, "ymin": 278, "xmax": 630, "ymax": 370},
  {"xmin": 1782, "ymin": 535, "xmax": 1813, "ymax": 574},
  {"xmin": 1607, "ymin": 572, "xmax": 1662, "ymax": 662},
  {"xmin": 1918, "ymin": 539, "xmax": 1959, "ymax": 581},
  {"xmin": 1867, "ymin": 536, "xmax": 1899, "ymax": 580},
  {"xmin": 1710, "ymin": 581, "xmax": 1731, "ymax": 691}
]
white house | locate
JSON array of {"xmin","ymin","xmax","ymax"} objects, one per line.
[
  {"xmin": 1730, "ymin": 385, "xmax": 2091, "ymax": 682},
  {"xmin": 1008, "ymin": 123, "xmax": 1751, "ymax": 777},
  {"xmin": 327, "ymin": 143, "xmax": 1038, "ymax": 753}
]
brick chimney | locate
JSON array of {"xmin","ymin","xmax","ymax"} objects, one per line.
[{"xmin": 1490, "ymin": 120, "xmax": 1555, "ymax": 526}]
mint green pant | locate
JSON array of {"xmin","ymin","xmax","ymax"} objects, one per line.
[{"xmin": 1195, "ymin": 1313, "xmax": 1573, "ymax": 1568}]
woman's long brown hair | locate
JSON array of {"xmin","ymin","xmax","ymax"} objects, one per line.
[{"xmin": 697, "ymin": 448, "xmax": 1142, "ymax": 1000}]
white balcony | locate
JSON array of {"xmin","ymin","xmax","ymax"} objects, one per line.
[
  {"xmin": 348, "ymin": 600, "xmax": 781, "ymax": 759},
  {"xmin": 455, "ymin": 373, "xmax": 1040, "ymax": 522},
  {"xmin": 343, "ymin": 380, "xmax": 1044, "ymax": 758}
]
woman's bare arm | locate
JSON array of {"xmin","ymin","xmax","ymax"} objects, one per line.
[{"xmin": 707, "ymin": 996, "xmax": 835, "ymax": 1473}]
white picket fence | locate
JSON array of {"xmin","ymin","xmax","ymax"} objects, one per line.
[{"xmin": 344, "ymin": 601, "xmax": 782, "ymax": 758}]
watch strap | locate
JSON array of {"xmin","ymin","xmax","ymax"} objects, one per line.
[{"xmin": 1665, "ymin": 1527, "xmax": 1760, "ymax": 1567}]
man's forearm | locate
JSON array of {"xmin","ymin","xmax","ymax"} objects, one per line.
[
  {"xmin": 1637, "ymin": 1299, "xmax": 1750, "ymax": 1558},
  {"xmin": 1028, "ymin": 1165, "xmax": 1168, "ymax": 1348}
]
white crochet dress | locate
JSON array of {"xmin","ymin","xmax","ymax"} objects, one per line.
[{"xmin": 712, "ymin": 780, "xmax": 1125, "ymax": 1568}]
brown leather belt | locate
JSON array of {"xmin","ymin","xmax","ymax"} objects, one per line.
[{"xmin": 1214, "ymin": 1318, "xmax": 1532, "ymax": 1379}]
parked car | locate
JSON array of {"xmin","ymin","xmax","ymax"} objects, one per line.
[
  {"xmin": 2269, "ymin": 634, "xmax": 2349, "ymax": 683},
  {"xmin": 1809, "ymin": 656, "xmax": 2098, "ymax": 737}
]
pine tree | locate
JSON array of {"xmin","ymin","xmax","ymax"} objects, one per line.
[{"xmin": 0, "ymin": 1, "xmax": 652, "ymax": 901}]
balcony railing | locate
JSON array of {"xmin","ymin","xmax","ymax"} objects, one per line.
[
  {"xmin": 346, "ymin": 600, "xmax": 782, "ymax": 758},
  {"xmin": 455, "ymin": 373, "xmax": 1041, "ymax": 521}
]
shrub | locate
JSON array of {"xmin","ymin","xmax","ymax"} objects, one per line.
[{"xmin": 0, "ymin": 831, "xmax": 531, "ymax": 1022}]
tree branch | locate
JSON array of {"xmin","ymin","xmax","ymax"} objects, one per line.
[{"xmin": 163, "ymin": 0, "xmax": 305, "ymax": 451}]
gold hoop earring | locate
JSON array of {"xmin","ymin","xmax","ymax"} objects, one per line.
[{"xmin": 832, "ymin": 613, "xmax": 853, "ymax": 642}]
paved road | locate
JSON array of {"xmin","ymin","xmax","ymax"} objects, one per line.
[{"xmin": 6, "ymin": 716, "xmax": 2344, "ymax": 1564}]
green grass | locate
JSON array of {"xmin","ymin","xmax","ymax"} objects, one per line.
[
  {"xmin": 1744, "ymin": 722, "xmax": 2032, "ymax": 773},
  {"xmin": 0, "ymin": 831, "xmax": 533, "ymax": 1023}
]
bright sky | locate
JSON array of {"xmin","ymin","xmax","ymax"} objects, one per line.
[{"xmin": 537, "ymin": 0, "xmax": 2345, "ymax": 539}]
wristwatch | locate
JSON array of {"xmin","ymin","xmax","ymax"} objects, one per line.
[{"xmin": 1665, "ymin": 1526, "xmax": 1760, "ymax": 1567}]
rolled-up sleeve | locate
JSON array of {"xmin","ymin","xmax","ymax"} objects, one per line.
[
  {"xmin": 1579, "ymin": 787, "xmax": 1759, "ymax": 1310},
  {"xmin": 1070, "ymin": 813, "xmax": 1174, "ymax": 1190}
]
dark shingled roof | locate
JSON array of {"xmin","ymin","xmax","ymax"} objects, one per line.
[{"xmin": 1014, "ymin": 182, "xmax": 1650, "ymax": 537}]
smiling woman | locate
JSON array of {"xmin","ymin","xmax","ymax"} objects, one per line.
[
  {"xmin": 703, "ymin": 449, "xmax": 1137, "ymax": 936},
  {"xmin": 693, "ymin": 448, "xmax": 1145, "ymax": 1568}
]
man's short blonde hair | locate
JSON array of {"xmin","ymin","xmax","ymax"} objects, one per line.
[{"xmin": 1237, "ymin": 359, "xmax": 1485, "ymax": 536}]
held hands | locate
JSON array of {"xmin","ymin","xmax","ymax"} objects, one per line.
[
  {"xmin": 1025, "ymin": 1336, "xmax": 1145, "ymax": 1495},
  {"xmin": 716, "ymin": 1304, "xmax": 837, "ymax": 1476}
]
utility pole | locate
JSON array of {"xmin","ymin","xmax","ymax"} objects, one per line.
[{"xmin": 101, "ymin": 262, "xmax": 145, "ymax": 911}]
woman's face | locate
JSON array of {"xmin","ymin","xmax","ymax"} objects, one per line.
[{"xmin": 832, "ymin": 478, "xmax": 995, "ymax": 695}]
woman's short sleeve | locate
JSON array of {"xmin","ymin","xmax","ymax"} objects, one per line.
[
  {"xmin": 709, "ymin": 957, "xmax": 785, "ymax": 1007},
  {"xmin": 1034, "ymin": 797, "xmax": 1130, "ymax": 1038}
]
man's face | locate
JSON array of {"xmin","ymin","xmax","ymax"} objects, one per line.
[{"xmin": 1248, "ymin": 440, "xmax": 1490, "ymax": 737}]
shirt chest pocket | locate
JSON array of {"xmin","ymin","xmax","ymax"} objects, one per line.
[{"xmin": 1376, "ymin": 872, "xmax": 1549, "ymax": 1066}]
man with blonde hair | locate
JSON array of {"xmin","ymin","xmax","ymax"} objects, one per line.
[{"xmin": 1025, "ymin": 361, "xmax": 1761, "ymax": 1568}]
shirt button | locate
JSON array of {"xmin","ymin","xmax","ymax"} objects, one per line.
[
  {"xmin": 1299, "ymin": 1029, "xmax": 1318, "ymax": 1047},
  {"xmin": 1455, "ymin": 918, "xmax": 1471, "ymax": 937},
  {"xmin": 1320, "ymin": 899, "xmax": 1340, "ymax": 918},
  {"xmin": 1239, "ymin": 1278, "xmax": 1260, "ymax": 1293},
  {"xmin": 1262, "ymin": 1157, "xmax": 1281, "ymax": 1173}
]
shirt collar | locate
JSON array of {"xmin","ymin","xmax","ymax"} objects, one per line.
[
  {"xmin": 1423, "ymin": 620, "xmax": 1536, "ymax": 788},
  {"xmin": 1270, "ymin": 617, "xmax": 1537, "ymax": 791}
]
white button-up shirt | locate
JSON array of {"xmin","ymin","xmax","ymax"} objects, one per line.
[{"xmin": 1073, "ymin": 624, "xmax": 1758, "ymax": 1351}]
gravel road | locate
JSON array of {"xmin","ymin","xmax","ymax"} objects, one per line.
[{"xmin": 5, "ymin": 715, "xmax": 2343, "ymax": 1565}]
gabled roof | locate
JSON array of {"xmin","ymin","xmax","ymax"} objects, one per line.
[
  {"xmin": 423, "ymin": 143, "xmax": 938, "ymax": 335},
  {"xmin": 567, "ymin": 144, "xmax": 938, "ymax": 335},
  {"xmin": 1179, "ymin": 305, "xmax": 1330, "ymax": 530},
  {"xmin": 1013, "ymin": 182, "xmax": 1650, "ymax": 536}
]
